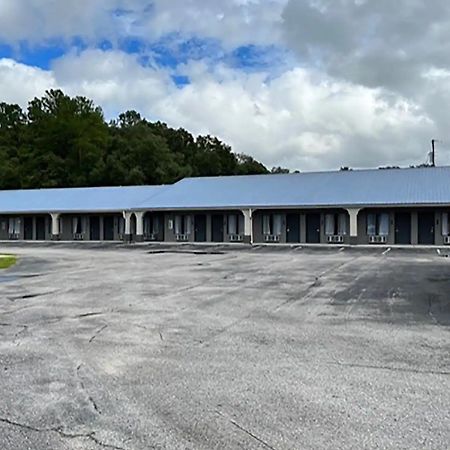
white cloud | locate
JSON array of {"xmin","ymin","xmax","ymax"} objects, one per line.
[
  {"xmin": 1, "ymin": 0, "xmax": 448, "ymax": 171},
  {"xmin": 0, "ymin": 49, "xmax": 431, "ymax": 171},
  {"xmin": 0, "ymin": 59, "xmax": 56, "ymax": 106},
  {"xmin": 0, "ymin": 0, "xmax": 287, "ymax": 48}
]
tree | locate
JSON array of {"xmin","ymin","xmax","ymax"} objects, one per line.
[
  {"xmin": 0, "ymin": 90, "xmax": 271, "ymax": 189},
  {"xmin": 25, "ymin": 90, "xmax": 109, "ymax": 187},
  {"xmin": 271, "ymin": 166, "xmax": 290, "ymax": 174},
  {"xmin": 236, "ymin": 154, "xmax": 268, "ymax": 175}
]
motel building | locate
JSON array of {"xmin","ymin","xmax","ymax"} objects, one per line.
[{"xmin": 1, "ymin": 166, "xmax": 450, "ymax": 246}]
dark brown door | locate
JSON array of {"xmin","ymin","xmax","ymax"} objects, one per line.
[
  {"xmin": 211, "ymin": 215, "xmax": 224, "ymax": 242},
  {"xmin": 418, "ymin": 212, "xmax": 435, "ymax": 245},
  {"xmin": 103, "ymin": 217, "xmax": 115, "ymax": 240},
  {"xmin": 306, "ymin": 214, "xmax": 321, "ymax": 243},
  {"xmin": 90, "ymin": 217, "xmax": 100, "ymax": 240},
  {"xmin": 36, "ymin": 217, "xmax": 46, "ymax": 240},
  {"xmin": 24, "ymin": 217, "xmax": 33, "ymax": 240},
  {"xmin": 286, "ymin": 213, "xmax": 300, "ymax": 243},
  {"xmin": 194, "ymin": 215, "xmax": 207, "ymax": 242},
  {"xmin": 395, "ymin": 212, "xmax": 411, "ymax": 244}
]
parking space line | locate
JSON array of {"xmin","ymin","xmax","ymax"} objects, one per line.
[
  {"xmin": 437, "ymin": 249, "xmax": 441, "ymax": 255},
  {"xmin": 382, "ymin": 248, "xmax": 391, "ymax": 256}
]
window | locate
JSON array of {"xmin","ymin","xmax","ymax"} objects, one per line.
[
  {"xmin": 367, "ymin": 213, "xmax": 390, "ymax": 236},
  {"xmin": 175, "ymin": 215, "xmax": 191, "ymax": 235},
  {"xmin": 325, "ymin": 213, "xmax": 348, "ymax": 236},
  {"xmin": 72, "ymin": 216, "xmax": 84, "ymax": 234},
  {"xmin": 144, "ymin": 215, "xmax": 159, "ymax": 235},
  {"xmin": 8, "ymin": 218, "xmax": 21, "ymax": 235},
  {"xmin": 262, "ymin": 214, "xmax": 283, "ymax": 235},
  {"xmin": 442, "ymin": 212, "xmax": 449, "ymax": 236},
  {"xmin": 227, "ymin": 214, "xmax": 240, "ymax": 235},
  {"xmin": 117, "ymin": 217, "xmax": 125, "ymax": 235},
  {"xmin": 262, "ymin": 215, "xmax": 271, "ymax": 235},
  {"xmin": 325, "ymin": 214, "xmax": 335, "ymax": 236},
  {"xmin": 338, "ymin": 214, "xmax": 347, "ymax": 235}
]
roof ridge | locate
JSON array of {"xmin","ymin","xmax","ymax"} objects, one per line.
[{"xmin": 178, "ymin": 165, "xmax": 450, "ymax": 182}]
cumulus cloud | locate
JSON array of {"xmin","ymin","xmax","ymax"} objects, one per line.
[
  {"xmin": 0, "ymin": 49, "xmax": 427, "ymax": 171},
  {"xmin": 282, "ymin": 0, "xmax": 450, "ymax": 91},
  {"xmin": 0, "ymin": 0, "xmax": 287, "ymax": 48},
  {"xmin": 0, "ymin": 59, "xmax": 56, "ymax": 106},
  {"xmin": 1, "ymin": 0, "xmax": 449, "ymax": 170},
  {"xmin": 280, "ymin": 0, "xmax": 450, "ymax": 166}
]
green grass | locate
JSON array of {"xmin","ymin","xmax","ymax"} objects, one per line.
[{"xmin": 0, "ymin": 255, "xmax": 17, "ymax": 269}]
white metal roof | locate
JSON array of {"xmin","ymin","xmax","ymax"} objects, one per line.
[
  {"xmin": 0, "ymin": 166, "xmax": 449, "ymax": 214},
  {"xmin": 0, "ymin": 185, "xmax": 167, "ymax": 214},
  {"xmin": 141, "ymin": 166, "xmax": 450, "ymax": 210}
]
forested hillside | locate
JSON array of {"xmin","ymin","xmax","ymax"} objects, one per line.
[{"xmin": 0, "ymin": 90, "xmax": 269, "ymax": 189}]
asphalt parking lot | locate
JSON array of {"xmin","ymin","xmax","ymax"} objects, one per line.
[{"xmin": 0, "ymin": 243, "xmax": 449, "ymax": 450}]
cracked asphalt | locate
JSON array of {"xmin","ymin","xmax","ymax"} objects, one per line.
[{"xmin": 0, "ymin": 243, "xmax": 449, "ymax": 449}]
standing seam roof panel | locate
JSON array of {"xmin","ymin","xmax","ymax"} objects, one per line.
[{"xmin": 139, "ymin": 167, "xmax": 450, "ymax": 209}]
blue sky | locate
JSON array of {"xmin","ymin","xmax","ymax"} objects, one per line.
[
  {"xmin": 0, "ymin": 0, "xmax": 448, "ymax": 170},
  {"xmin": 0, "ymin": 35, "xmax": 292, "ymax": 86}
]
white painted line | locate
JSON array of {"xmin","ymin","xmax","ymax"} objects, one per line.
[
  {"xmin": 437, "ymin": 249, "xmax": 441, "ymax": 255},
  {"xmin": 382, "ymin": 248, "xmax": 391, "ymax": 256},
  {"xmin": 339, "ymin": 247, "xmax": 345, "ymax": 252}
]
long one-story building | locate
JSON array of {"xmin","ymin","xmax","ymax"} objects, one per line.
[{"xmin": 1, "ymin": 166, "xmax": 450, "ymax": 245}]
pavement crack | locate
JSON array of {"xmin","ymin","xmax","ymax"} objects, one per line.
[
  {"xmin": 0, "ymin": 323, "xmax": 29, "ymax": 339},
  {"xmin": 273, "ymin": 257, "xmax": 362, "ymax": 311},
  {"xmin": 7, "ymin": 290, "xmax": 60, "ymax": 302},
  {"xmin": 14, "ymin": 325, "xmax": 28, "ymax": 339},
  {"xmin": 215, "ymin": 410, "xmax": 277, "ymax": 450},
  {"xmin": 0, "ymin": 416, "xmax": 126, "ymax": 449},
  {"xmin": 77, "ymin": 312, "xmax": 105, "ymax": 319},
  {"xmin": 330, "ymin": 361, "xmax": 450, "ymax": 376},
  {"xmin": 427, "ymin": 294, "xmax": 442, "ymax": 326},
  {"xmin": 0, "ymin": 416, "xmax": 42, "ymax": 433},
  {"xmin": 76, "ymin": 364, "xmax": 102, "ymax": 415},
  {"xmin": 229, "ymin": 419, "xmax": 277, "ymax": 450},
  {"xmin": 89, "ymin": 325, "xmax": 108, "ymax": 343}
]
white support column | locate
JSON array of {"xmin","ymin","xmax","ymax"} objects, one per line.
[
  {"xmin": 346, "ymin": 208, "xmax": 360, "ymax": 245},
  {"xmin": 242, "ymin": 209, "xmax": 253, "ymax": 244},
  {"xmin": 50, "ymin": 213, "xmax": 60, "ymax": 240},
  {"xmin": 134, "ymin": 211, "xmax": 145, "ymax": 242},
  {"xmin": 32, "ymin": 217, "xmax": 36, "ymax": 241},
  {"xmin": 123, "ymin": 211, "xmax": 133, "ymax": 242}
]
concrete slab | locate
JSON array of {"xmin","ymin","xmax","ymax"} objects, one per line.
[{"xmin": 0, "ymin": 245, "xmax": 449, "ymax": 449}]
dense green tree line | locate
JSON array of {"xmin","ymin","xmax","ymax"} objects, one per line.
[{"xmin": 0, "ymin": 90, "xmax": 270, "ymax": 189}]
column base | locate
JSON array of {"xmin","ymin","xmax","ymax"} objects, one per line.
[
  {"xmin": 124, "ymin": 234, "xmax": 133, "ymax": 243},
  {"xmin": 243, "ymin": 235, "xmax": 252, "ymax": 244},
  {"xmin": 51, "ymin": 235, "xmax": 60, "ymax": 241},
  {"xmin": 135, "ymin": 235, "xmax": 144, "ymax": 243},
  {"xmin": 349, "ymin": 236, "xmax": 358, "ymax": 245}
]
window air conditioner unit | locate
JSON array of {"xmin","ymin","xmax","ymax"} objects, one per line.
[
  {"xmin": 369, "ymin": 235, "xmax": 387, "ymax": 244},
  {"xmin": 444, "ymin": 236, "xmax": 450, "ymax": 245},
  {"xmin": 74, "ymin": 233, "xmax": 84, "ymax": 240},
  {"xmin": 327, "ymin": 235, "xmax": 344, "ymax": 243},
  {"xmin": 176, "ymin": 234, "xmax": 189, "ymax": 242},
  {"xmin": 9, "ymin": 233, "xmax": 19, "ymax": 240},
  {"xmin": 229, "ymin": 234, "xmax": 243, "ymax": 242},
  {"xmin": 145, "ymin": 233, "xmax": 157, "ymax": 241},
  {"xmin": 264, "ymin": 235, "xmax": 280, "ymax": 243}
]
